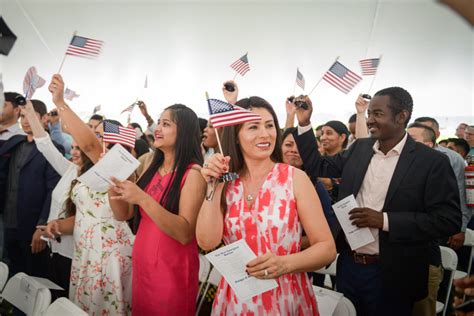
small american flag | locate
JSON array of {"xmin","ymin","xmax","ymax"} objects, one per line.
[
  {"xmin": 66, "ymin": 35, "xmax": 103, "ymax": 59},
  {"xmin": 230, "ymin": 53, "xmax": 250, "ymax": 76},
  {"xmin": 359, "ymin": 58, "xmax": 380, "ymax": 76},
  {"xmin": 23, "ymin": 66, "xmax": 46, "ymax": 99},
  {"xmin": 93, "ymin": 105, "xmax": 101, "ymax": 114},
  {"xmin": 323, "ymin": 61, "xmax": 362, "ymax": 94},
  {"xmin": 64, "ymin": 88, "xmax": 80, "ymax": 101},
  {"xmin": 207, "ymin": 98, "xmax": 261, "ymax": 128},
  {"xmin": 103, "ymin": 121, "xmax": 136, "ymax": 148},
  {"xmin": 120, "ymin": 101, "xmax": 137, "ymax": 114},
  {"xmin": 296, "ymin": 68, "xmax": 305, "ymax": 90}
]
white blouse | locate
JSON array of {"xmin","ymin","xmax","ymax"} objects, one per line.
[{"xmin": 34, "ymin": 135, "xmax": 77, "ymax": 259}]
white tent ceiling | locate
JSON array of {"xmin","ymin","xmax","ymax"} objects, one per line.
[{"xmin": 1, "ymin": 0, "xmax": 472, "ymax": 135}]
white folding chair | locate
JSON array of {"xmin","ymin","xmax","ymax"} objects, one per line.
[
  {"xmin": 197, "ymin": 254, "xmax": 212, "ymax": 302},
  {"xmin": 436, "ymin": 246, "xmax": 458, "ymax": 316},
  {"xmin": 196, "ymin": 266, "xmax": 222, "ymax": 315},
  {"xmin": 0, "ymin": 262, "xmax": 9, "ymax": 291},
  {"xmin": 334, "ymin": 296, "xmax": 357, "ymax": 316},
  {"xmin": 454, "ymin": 228, "xmax": 474, "ymax": 280},
  {"xmin": 315, "ymin": 254, "xmax": 338, "ymax": 289},
  {"xmin": 1, "ymin": 272, "xmax": 51, "ymax": 316},
  {"xmin": 43, "ymin": 297, "xmax": 87, "ymax": 316}
]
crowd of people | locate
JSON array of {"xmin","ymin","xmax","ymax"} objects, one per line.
[{"xmin": 0, "ymin": 74, "xmax": 472, "ymax": 316}]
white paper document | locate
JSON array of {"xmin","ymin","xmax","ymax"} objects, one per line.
[
  {"xmin": 205, "ymin": 239, "xmax": 278, "ymax": 301},
  {"xmin": 332, "ymin": 195, "xmax": 375, "ymax": 250},
  {"xmin": 313, "ymin": 286, "xmax": 343, "ymax": 316},
  {"xmin": 78, "ymin": 144, "xmax": 140, "ymax": 192}
]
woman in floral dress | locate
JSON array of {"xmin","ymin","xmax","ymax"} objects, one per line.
[
  {"xmin": 47, "ymin": 74, "xmax": 134, "ymax": 315},
  {"xmin": 197, "ymin": 97, "xmax": 336, "ymax": 315}
]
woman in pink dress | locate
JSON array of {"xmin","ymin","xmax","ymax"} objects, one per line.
[
  {"xmin": 197, "ymin": 97, "xmax": 336, "ymax": 315},
  {"xmin": 108, "ymin": 104, "xmax": 206, "ymax": 315}
]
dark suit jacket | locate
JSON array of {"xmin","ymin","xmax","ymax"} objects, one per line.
[
  {"xmin": 293, "ymin": 129, "xmax": 461, "ymax": 301},
  {"xmin": 0, "ymin": 135, "xmax": 63, "ymax": 241}
]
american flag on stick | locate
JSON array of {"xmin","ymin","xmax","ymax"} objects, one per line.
[
  {"xmin": 120, "ymin": 101, "xmax": 138, "ymax": 114},
  {"xmin": 359, "ymin": 58, "xmax": 380, "ymax": 76},
  {"xmin": 66, "ymin": 35, "xmax": 103, "ymax": 59},
  {"xmin": 323, "ymin": 61, "xmax": 362, "ymax": 94},
  {"xmin": 103, "ymin": 121, "xmax": 136, "ymax": 148},
  {"xmin": 207, "ymin": 98, "xmax": 261, "ymax": 128},
  {"xmin": 296, "ymin": 68, "xmax": 305, "ymax": 90},
  {"xmin": 230, "ymin": 53, "xmax": 250, "ymax": 76},
  {"xmin": 23, "ymin": 67, "xmax": 46, "ymax": 99},
  {"xmin": 64, "ymin": 88, "xmax": 80, "ymax": 101}
]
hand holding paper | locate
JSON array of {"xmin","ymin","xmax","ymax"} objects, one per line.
[
  {"xmin": 78, "ymin": 144, "xmax": 140, "ymax": 192},
  {"xmin": 332, "ymin": 195, "xmax": 375, "ymax": 250}
]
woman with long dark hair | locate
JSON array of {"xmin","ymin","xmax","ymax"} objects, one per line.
[
  {"xmin": 108, "ymin": 104, "xmax": 206, "ymax": 315},
  {"xmin": 197, "ymin": 96, "xmax": 336, "ymax": 315}
]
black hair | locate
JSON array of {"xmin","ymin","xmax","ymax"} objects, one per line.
[
  {"xmin": 438, "ymin": 139, "xmax": 448, "ymax": 146},
  {"xmin": 408, "ymin": 122, "xmax": 436, "ymax": 145},
  {"xmin": 414, "ymin": 117, "xmax": 439, "ymax": 132},
  {"xmin": 448, "ymin": 138, "xmax": 470, "ymax": 156},
  {"xmin": 30, "ymin": 100, "xmax": 48, "ymax": 118},
  {"xmin": 136, "ymin": 104, "xmax": 203, "ymax": 219},
  {"xmin": 315, "ymin": 125, "xmax": 324, "ymax": 131},
  {"xmin": 89, "ymin": 114, "xmax": 104, "ymax": 121},
  {"xmin": 374, "ymin": 87, "xmax": 413, "ymax": 127},
  {"xmin": 129, "ymin": 122, "xmax": 143, "ymax": 132},
  {"xmin": 198, "ymin": 118, "xmax": 208, "ymax": 135},
  {"xmin": 63, "ymin": 151, "xmax": 94, "ymax": 217},
  {"xmin": 4, "ymin": 92, "xmax": 23, "ymax": 107},
  {"xmin": 348, "ymin": 113, "xmax": 357, "ymax": 124},
  {"xmin": 282, "ymin": 127, "xmax": 297, "ymax": 142}
]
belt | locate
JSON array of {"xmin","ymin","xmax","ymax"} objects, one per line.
[{"xmin": 351, "ymin": 251, "xmax": 379, "ymax": 265}]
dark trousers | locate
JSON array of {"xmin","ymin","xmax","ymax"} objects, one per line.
[
  {"xmin": 4, "ymin": 228, "xmax": 49, "ymax": 278},
  {"xmin": 48, "ymin": 252, "xmax": 72, "ymax": 300},
  {"xmin": 336, "ymin": 251, "xmax": 414, "ymax": 316}
]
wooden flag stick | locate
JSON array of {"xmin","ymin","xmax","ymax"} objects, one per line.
[
  {"xmin": 58, "ymin": 31, "xmax": 76, "ymax": 74},
  {"xmin": 232, "ymin": 72, "xmax": 238, "ymax": 81},
  {"xmin": 367, "ymin": 54, "xmax": 382, "ymax": 95},
  {"xmin": 308, "ymin": 56, "xmax": 340, "ymax": 96},
  {"xmin": 205, "ymin": 91, "xmax": 224, "ymax": 154}
]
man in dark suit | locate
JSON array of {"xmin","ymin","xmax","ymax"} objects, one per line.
[
  {"xmin": 292, "ymin": 87, "xmax": 461, "ymax": 315},
  {"xmin": 0, "ymin": 99, "xmax": 63, "ymax": 277}
]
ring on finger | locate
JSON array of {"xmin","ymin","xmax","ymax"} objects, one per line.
[
  {"xmin": 203, "ymin": 162, "xmax": 209, "ymax": 168},
  {"xmin": 264, "ymin": 269, "xmax": 268, "ymax": 277}
]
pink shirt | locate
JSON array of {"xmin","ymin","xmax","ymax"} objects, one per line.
[{"xmin": 355, "ymin": 133, "xmax": 408, "ymax": 255}]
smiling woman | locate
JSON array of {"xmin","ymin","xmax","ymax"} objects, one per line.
[{"xmin": 196, "ymin": 96, "xmax": 336, "ymax": 315}]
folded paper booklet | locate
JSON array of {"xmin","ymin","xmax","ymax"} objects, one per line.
[
  {"xmin": 332, "ymin": 195, "xmax": 375, "ymax": 250},
  {"xmin": 205, "ymin": 239, "xmax": 278, "ymax": 301},
  {"xmin": 312, "ymin": 286, "xmax": 343, "ymax": 316},
  {"xmin": 78, "ymin": 144, "xmax": 140, "ymax": 192}
]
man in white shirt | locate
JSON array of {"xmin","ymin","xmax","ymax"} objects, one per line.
[{"xmin": 0, "ymin": 92, "xmax": 26, "ymax": 141}]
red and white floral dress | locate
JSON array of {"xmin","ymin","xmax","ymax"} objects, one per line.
[{"xmin": 212, "ymin": 163, "xmax": 319, "ymax": 316}]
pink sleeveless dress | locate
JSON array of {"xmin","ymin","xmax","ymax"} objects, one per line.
[
  {"xmin": 132, "ymin": 166, "xmax": 199, "ymax": 315},
  {"xmin": 212, "ymin": 163, "xmax": 319, "ymax": 315}
]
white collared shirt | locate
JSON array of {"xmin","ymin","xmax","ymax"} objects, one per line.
[
  {"xmin": 354, "ymin": 132, "xmax": 408, "ymax": 255},
  {"xmin": 0, "ymin": 123, "xmax": 26, "ymax": 140}
]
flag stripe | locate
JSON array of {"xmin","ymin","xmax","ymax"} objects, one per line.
[
  {"xmin": 66, "ymin": 35, "xmax": 103, "ymax": 59},
  {"xmin": 103, "ymin": 122, "xmax": 136, "ymax": 148},
  {"xmin": 323, "ymin": 61, "xmax": 362, "ymax": 94},
  {"xmin": 207, "ymin": 99, "xmax": 261, "ymax": 128},
  {"xmin": 230, "ymin": 54, "xmax": 250, "ymax": 76}
]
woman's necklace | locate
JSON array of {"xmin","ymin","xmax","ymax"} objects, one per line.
[{"xmin": 242, "ymin": 164, "xmax": 275, "ymax": 204}]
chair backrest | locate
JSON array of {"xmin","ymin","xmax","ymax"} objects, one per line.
[
  {"xmin": 464, "ymin": 229, "xmax": 474, "ymax": 247},
  {"xmin": 334, "ymin": 296, "xmax": 357, "ymax": 316},
  {"xmin": 44, "ymin": 297, "xmax": 87, "ymax": 315},
  {"xmin": 316, "ymin": 254, "xmax": 338, "ymax": 276},
  {"xmin": 0, "ymin": 262, "xmax": 9, "ymax": 291},
  {"xmin": 198, "ymin": 254, "xmax": 212, "ymax": 283},
  {"xmin": 207, "ymin": 267, "xmax": 222, "ymax": 286},
  {"xmin": 438, "ymin": 246, "xmax": 458, "ymax": 316},
  {"xmin": 1, "ymin": 272, "xmax": 52, "ymax": 316}
]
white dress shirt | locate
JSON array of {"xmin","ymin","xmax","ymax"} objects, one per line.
[
  {"xmin": 0, "ymin": 123, "xmax": 26, "ymax": 140},
  {"xmin": 355, "ymin": 133, "xmax": 408, "ymax": 255}
]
